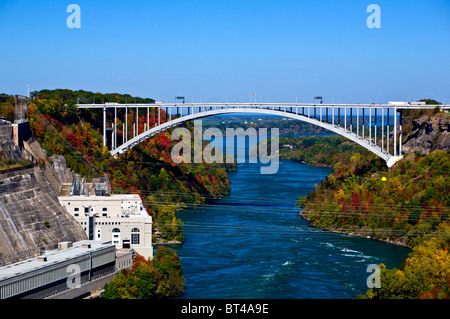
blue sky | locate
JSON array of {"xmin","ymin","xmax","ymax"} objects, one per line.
[{"xmin": 1, "ymin": 0, "xmax": 449, "ymax": 103}]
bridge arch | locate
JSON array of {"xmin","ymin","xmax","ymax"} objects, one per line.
[{"xmin": 110, "ymin": 107, "xmax": 400, "ymax": 167}]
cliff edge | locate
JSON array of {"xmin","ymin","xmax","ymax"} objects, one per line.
[{"xmin": 402, "ymin": 111, "xmax": 450, "ymax": 154}]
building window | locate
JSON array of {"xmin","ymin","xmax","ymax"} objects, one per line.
[
  {"xmin": 74, "ymin": 208, "xmax": 79, "ymax": 212},
  {"xmin": 131, "ymin": 228, "xmax": 140, "ymax": 245},
  {"xmin": 102, "ymin": 208, "xmax": 107, "ymax": 211},
  {"xmin": 112, "ymin": 228, "xmax": 120, "ymax": 245}
]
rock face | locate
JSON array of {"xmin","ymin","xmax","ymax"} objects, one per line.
[{"xmin": 402, "ymin": 112, "xmax": 450, "ymax": 154}]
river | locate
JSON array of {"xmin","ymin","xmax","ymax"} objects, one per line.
[{"xmin": 171, "ymin": 134, "xmax": 410, "ymax": 299}]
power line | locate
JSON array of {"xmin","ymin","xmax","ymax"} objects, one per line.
[{"xmin": 29, "ymin": 108, "xmax": 449, "ymax": 229}]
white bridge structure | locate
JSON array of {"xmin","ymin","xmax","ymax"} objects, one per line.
[{"xmin": 77, "ymin": 102, "xmax": 449, "ymax": 168}]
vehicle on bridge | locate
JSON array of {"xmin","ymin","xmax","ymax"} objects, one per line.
[{"xmin": 388, "ymin": 101, "xmax": 426, "ymax": 106}]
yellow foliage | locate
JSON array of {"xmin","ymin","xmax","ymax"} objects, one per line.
[{"xmin": 334, "ymin": 188, "xmax": 345, "ymax": 201}]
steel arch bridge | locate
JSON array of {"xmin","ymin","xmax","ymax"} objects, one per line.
[{"xmin": 77, "ymin": 102, "xmax": 449, "ymax": 168}]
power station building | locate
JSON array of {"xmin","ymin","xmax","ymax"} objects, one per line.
[
  {"xmin": 0, "ymin": 240, "xmax": 131, "ymax": 299},
  {"xmin": 58, "ymin": 177, "xmax": 153, "ymax": 259}
]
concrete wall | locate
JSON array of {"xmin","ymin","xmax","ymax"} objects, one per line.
[
  {"xmin": 23, "ymin": 138, "xmax": 64, "ymax": 195},
  {"xmin": 12, "ymin": 121, "xmax": 31, "ymax": 147},
  {"xmin": 0, "ymin": 125, "xmax": 13, "ymax": 142},
  {"xmin": 0, "ymin": 167, "xmax": 87, "ymax": 260}
]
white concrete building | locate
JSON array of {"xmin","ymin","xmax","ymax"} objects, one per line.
[{"xmin": 58, "ymin": 178, "xmax": 153, "ymax": 259}]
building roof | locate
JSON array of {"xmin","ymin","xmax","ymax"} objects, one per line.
[
  {"xmin": 0, "ymin": 240, "xmax": 114, "ymax": 281},
  {"xmin": 58, "ymin": 193, "xmax": 151, "ymax": 218},
  {"xmin": 58, "ymin": 193, "xmax": 142, "ymax": 201}
]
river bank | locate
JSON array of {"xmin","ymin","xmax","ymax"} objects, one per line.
[{"xmin": 297, "ymin": 213, "xmax": 410, "ymax": 247}]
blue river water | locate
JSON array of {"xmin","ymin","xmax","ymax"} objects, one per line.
[{"xmin": 170, "ymin": 135, "xmax": 410, "ymax": 299}]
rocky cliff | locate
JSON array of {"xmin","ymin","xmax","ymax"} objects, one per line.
[{"xmin": 402, "ymin": 111, "xmax": 450, "ymax": 154}]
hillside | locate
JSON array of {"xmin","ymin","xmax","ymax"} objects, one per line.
[{"xmin": 26, "ymin": 89, "xmax": 234, "ymax": 243}]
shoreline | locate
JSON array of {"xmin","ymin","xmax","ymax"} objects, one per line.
[{"xmin": 298, "ymin": 210, "xmax": 410, "ymax": 248}]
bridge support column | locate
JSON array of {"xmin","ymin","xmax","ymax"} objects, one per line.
[
  {"xmin": 362, "ymin": 108, "xmax": 365, "ymax": 138},
  {"xmin": 349, "ymin": 108, "xmax": 352, "ymax": 131},
  {"xmin": 103, "ymin": 106, "xmax": 106, "ymax": 147},
  {"xmin": 111, "ymin": 123, "xmax": 115, "ymax": 149},
  {"xmin": 374, "ymin": 108, "xmax": 377, "ymax": 147},
  {"xmin": 393, "ymin": 107, "xmax": 397, "ymax": 157},
  {"xmin": 399, "ymin": 109, "xmax": 403, "ymax": 156},
  {"xmin": 381, "ymin": 108, "xmax": 384, "ymax": 152},
  {"xmin": 387, "ymin": 108, "xmax": 390, "ymax": 155},
  {"xmin": 332, "ymin": 106, "xmax": 334, "ymax": 125},
  {"xmin": 357, "ymin": 108, "xmax": 359, "ymax": 137},
  {"xmin": 125, "ymin": 106, "xmax": 128, "ymax": 143},
  {"xmin": 114, "ymin": 107, "xmax": 117, "ymax": 150},
  {"xmin": 344, "ymin": 107, "xmax": 347, "ymax": 131},
  {"xmin": 369, "ymin": 107, "xmax": 372, "ymax": 144}
]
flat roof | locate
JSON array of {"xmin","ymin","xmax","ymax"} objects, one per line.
[
  {"xmin": 58, "ymin": 194, "xmax": 142, "ymax": 200},
  {"xmin": 0, "ymin": 240, "xmax": 114, "ymax": 281}
]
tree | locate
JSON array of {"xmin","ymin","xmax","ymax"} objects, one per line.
[
  {"xmin": 103, "ymin": 247, "xmax": 184, "ymax": 299},
  {"xmin": 359, "ymin": 235, "xmax": 450, "ymax": 299}
]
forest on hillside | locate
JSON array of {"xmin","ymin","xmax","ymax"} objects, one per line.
[{"xmin": 20, "ymin": 89, "xmax": 234, "ymax": 243}]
